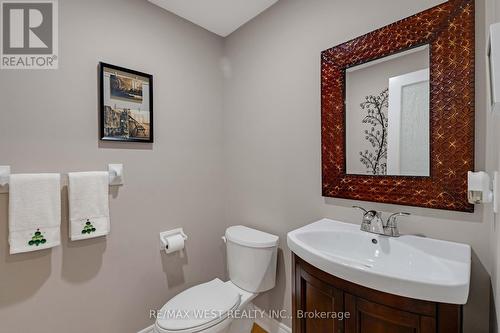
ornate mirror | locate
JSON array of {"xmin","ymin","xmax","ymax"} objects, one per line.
[{"xmin": 321, "ymin": 0, "xmax": 474, "ymax": 212}]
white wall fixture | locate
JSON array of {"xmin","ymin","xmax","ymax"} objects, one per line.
[
  {"xmin": 468, "ymin": 171, "xmax": 493, "ymax": 203},
  {"xmin": 159, "ymin": 228, "xmax": 188, "ymax": 254},
  {"xmin": 489, "ymin": 22, "xmax": 500, "ymax": 112},
  {"xmin": 108, "ymin": 164, "xmax": 124, "ymax": 186},
  {"xmin": 494, "ymin": 171, "xmax": 499, "ymax": 214},
  {"xmin": 0, "ymin": 165, "xmax": 10, "ymax": 187},
  {"xmin": 468, "ymin": 171, "xmax": 498, "ymax": 213}
]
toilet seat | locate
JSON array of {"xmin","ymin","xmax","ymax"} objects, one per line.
[{"xmin": 156, "ymin": 279, "xmax": 241, "ymax": 333}]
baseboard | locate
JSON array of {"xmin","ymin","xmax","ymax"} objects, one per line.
[
  {"xmin": 247, "ymin": 303, "xmax": 292, "ymax": 333},
  {"xmin": 137, "ymin": 324, "xmax": 154, "ymax": 333}
]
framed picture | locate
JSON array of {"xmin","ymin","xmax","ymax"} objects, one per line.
[{"xmin": 99, "ymin": 62, "xmax": 154, "ymax": 142}]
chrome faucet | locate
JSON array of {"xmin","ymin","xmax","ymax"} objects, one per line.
[{"xmin": 353, "ymin": 206, "xmax": 410, "ymax": 237}]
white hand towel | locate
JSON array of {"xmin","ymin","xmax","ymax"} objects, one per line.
[
  {"xmin": 68, "ymin": 171, "xmax": 110, "ymax": 241},
  {"xmin": 9, "ymin": 173, "xmax": 61, "ymax": 254}
]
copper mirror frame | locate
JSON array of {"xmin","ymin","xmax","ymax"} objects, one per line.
[{"xmin": 321, "ymin": 0, "xmax": 475, "ymax": 212}]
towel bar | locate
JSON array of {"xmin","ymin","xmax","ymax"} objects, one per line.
[{"xmin": 0, "ymin": 164, "xmax": 124, "ymax": 193}]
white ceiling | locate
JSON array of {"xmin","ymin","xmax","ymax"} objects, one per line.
[{"xmin": 148, "ymin": 0, "xmax": 278, "ymax": 37}]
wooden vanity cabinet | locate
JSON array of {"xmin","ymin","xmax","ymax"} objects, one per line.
[{"xmin": 292, "ymin": 254, "xmax": 462, "ymax": 333}]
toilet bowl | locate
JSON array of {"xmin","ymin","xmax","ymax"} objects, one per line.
[{"xmin": 154, "ymin": 226, "xmax": 279, "ymax": 333}]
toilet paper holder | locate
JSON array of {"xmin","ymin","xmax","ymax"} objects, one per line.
[{"xmin": 159, "ymin": 228, "xmax": 188, "ymax": 251}]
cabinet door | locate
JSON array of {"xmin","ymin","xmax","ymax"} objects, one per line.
[
  {"xmin": 294, "ymin": 265, "xmax": 344, "ymax": 333},
  {"xmin": 344, "ymin": 294, "xmax": 435, "ymax": 333}
]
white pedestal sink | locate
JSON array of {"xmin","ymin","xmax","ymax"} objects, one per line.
[{"xmin": 287, "ymin": 218, "xmax": 471, "ymax": 304}]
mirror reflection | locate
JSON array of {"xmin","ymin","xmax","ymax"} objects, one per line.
[{"xmin": 345, "ymin": 45, "xmax": 430, "ymax": 176}]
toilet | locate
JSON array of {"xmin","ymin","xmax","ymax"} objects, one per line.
[{"xmin": 154, "ymin": 226, "xmax": 279, "ymax": 333}]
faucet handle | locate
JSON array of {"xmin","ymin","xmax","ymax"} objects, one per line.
[
  {"xmin": 353, "ymin": 206, "xmax": 381, "ymax": 218},
  {"xmin": 386, "ymin": 212, "xmax": 411, "ymax": 224},
  {"xmin": 352, "ymin": 205, "xmax": 368, "ymax": 214},
  {"xmin": 385, "ymin": 212, "xmax": 410, "ymax": 237},
  {"xmin": 353, "ymin": 206, "xmax": 378, "ymax": 219}
]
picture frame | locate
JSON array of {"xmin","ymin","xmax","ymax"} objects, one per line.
[
  {"xmin": 99, "ymin": 62, "xmax": 154, "ymax": 143},
  {"xmin": 320, "ymin": 0, "xmax": 474, "ymax": 212}
]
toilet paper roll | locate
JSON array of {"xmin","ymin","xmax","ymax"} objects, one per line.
[{"xmin": 164, "ymin": 234, "xmax": 185, "ymax": 254}]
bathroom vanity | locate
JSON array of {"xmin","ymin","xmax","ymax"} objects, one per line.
[
  {"xmin": 287, "ymin": 219, "xmax": 471, "ymax": 333},
  {"xmin": 292, "ymin": 254, "xmax": 461, "ymax": 333}
]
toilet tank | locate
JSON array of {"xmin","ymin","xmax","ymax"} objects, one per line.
[{"xmin": 225, "ymin": 226, "xmax": 279, "ymax": 293}]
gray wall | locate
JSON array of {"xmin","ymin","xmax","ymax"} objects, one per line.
[
  {"xmin": 1, "ymin": 0, "xmax": 498, "ymax": 332},
  {"xmin": 223, "ymin": 0, "xmax": 493, "ymax": 331},
  {"xmin": 0, "ymin": 0, "xmax": 226, "ymax": 332}
]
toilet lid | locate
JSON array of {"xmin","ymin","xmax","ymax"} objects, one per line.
[{"xmin": 156, "ymin": 279, "xmax": 241, "ymax": 332}]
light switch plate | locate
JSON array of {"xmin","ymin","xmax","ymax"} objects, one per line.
[
  {"xmin": 494, "ymin": 171, "xmax": 498, "ymax": 214},
  {"xmin": 0, "ymin": 166, "xmax": 10, "ymax": 193}
]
